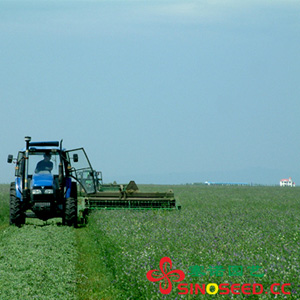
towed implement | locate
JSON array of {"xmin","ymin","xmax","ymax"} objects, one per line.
[
  {"xmin": 72, "ymin": 168, "xmax": 180, "ymax": 225},
  {"xmin": 8, "ymin": 137, "xmax": 180, "ymax": 226},
  {"xmin": 80, "ymin": 177, "xmax": 177, "ymax": 211}
]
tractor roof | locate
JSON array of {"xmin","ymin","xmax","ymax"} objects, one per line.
[
  {"xmin": 21, "ymin": 141, "xmax": 65, "ymax": 152},
  {"xmin": 29, "ymin": 141, "xmax": 59, "ymax": 147}
]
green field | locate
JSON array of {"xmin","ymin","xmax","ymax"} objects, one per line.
[{"xmin": 0, "ymin": 184, "xmax": 299, "ymax": 299}]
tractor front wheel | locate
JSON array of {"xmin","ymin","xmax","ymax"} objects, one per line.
[
  {"xmin": 65, "ymin": 197, "xmax": 77, "ymax": 227},
  {"xmin": 9, "ymin": 182, "xmax": 25, "ymax": 227}
]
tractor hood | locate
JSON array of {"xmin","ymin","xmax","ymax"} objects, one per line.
[{"xmin": 32, "ymin": 173, "xmax": 54, "ymax": 187}]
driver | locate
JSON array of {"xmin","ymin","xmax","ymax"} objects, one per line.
[{"xmin": 35, "ymin": 153, "xmax": 53, "ymax": 173}]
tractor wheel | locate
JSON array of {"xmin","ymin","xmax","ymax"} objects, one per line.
[
  {"xmin": 9, "ymin": 182, "xmax": 25, "ymax": 227},
  {"xmin": 65, "ymin": 197, "xmax": 77, "ymax": 227}
]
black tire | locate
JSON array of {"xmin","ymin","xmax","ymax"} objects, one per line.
[
  {"xmin": 9, "ymin": 182, "xmax": 25, "ymax": 227},
  {"xmin": 65, "ymin": 197, "xmax": 77, "ymax": 227}
]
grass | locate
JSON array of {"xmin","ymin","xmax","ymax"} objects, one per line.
[
  {"xmin": 0, "ymin": 184, "xmax": 9, "ymax": 228},
  {"xmin": 0, "ymin": 184, "xmax": 77, "ymax": 300},
  {"xmin": 75, "ymin": 185, "xmax": 300, "ymax": 299},
  {"xmin": 0, "ymin": 184, "xmax": 299, "ymax": 299},
  {"xmin": 0, "ymin": 223, "xmax": 77, "ymax": 300}
]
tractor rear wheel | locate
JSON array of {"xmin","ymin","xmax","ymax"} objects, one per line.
[
  {"xmin": 9, "ymin": 182, "xmax": 25, "ymax": 226},
  {"xmin": 65, "ymin": 197, "xmax": 77, "ymax": 227}
]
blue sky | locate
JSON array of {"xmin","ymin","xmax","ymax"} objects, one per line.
[{"xmin": 1, "ymin": 0, "xmax": 300, "ymax": 185}]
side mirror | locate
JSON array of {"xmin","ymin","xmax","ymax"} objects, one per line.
[
  {"xmin": 7, "ymin": 154, "xmax": 13, "ymax": 163},
  {"xmin": 73, "ymin": 154, "xmax": 78, "ymax": 162}
]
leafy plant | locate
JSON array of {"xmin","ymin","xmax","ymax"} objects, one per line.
[{"xmin": 76, "ymin": 186, "xmax": 300, "ymax": 299}]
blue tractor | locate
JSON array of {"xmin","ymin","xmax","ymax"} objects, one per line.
[{"xmin": 7, "ymin": 136, "xmax": 97, "ymax": 227}]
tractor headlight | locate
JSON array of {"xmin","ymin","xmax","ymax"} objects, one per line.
[
  {"xmin": 32, "ymin": 189, "xmax": 42, "ymax": 195},
  {"xmin": 44, "ymin": 189, "xmax": 53, "ymax": 194}
]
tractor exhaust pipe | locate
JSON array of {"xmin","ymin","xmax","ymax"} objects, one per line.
[
  {"xmin": 25, "ymin": 136, "xmax": 31, "ymax": 150},
  {"xmin": 58, "ymin": 139, "xmax": 64, "ymax": 197}
]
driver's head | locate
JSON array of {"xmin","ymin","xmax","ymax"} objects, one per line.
[{"xmin": 44, "ymin": 153, "xmax": 51, "ymax": 160}]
